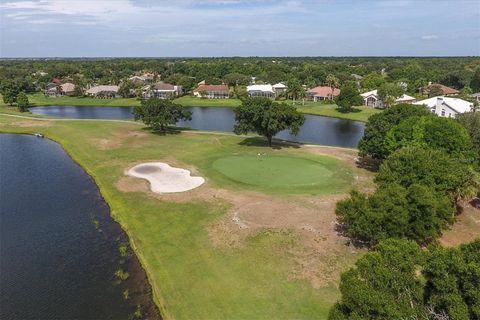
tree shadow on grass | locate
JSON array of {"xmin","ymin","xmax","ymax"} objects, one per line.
[
  {"xmin": 355, "ymin": 156, "xmax": 381, "ymax": 172},
  {"xmin": 238, "ymin": 137, "xmax": 301, "ymax": 150},
  {"xmin": 335, "ymin": 107, "xmax": 362, "ymax": 114}
]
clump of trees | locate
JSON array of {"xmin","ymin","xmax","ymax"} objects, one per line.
[
  {"xmin": 329, "ymin": 239, "xmax": 480, "ymax": 320},
  {"xmin": 133, "ymin": 98, "xmax": 191, "ymax": 132},
  {"xmin": 16, "ymin": 92, "xmax": 29, "ymax": 112},
  {"xmin": 335, "ymin": 81, "xmax": 363, "ymax": 112},
  {"xmin": 233, "ymin": 97, "xmax": 304, "ymax": 146},
  {"xmin": 358, "ymin": 103, "xmax": 433, "ymax": 160}
]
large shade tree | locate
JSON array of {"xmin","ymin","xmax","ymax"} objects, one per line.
[
  {"xmin": 233, "ymin": 97, "xmax": 304, "ymax": 146},
  {"xmin": 134, "ymin": 98, "xmax": 191, "ymax": 132},
  {"xmin": 335, "ymin": 81, "xmax": 363, "ymax": 112}
]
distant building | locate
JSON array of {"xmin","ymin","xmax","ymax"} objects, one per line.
[
  {"xmin": 86, "ymin": 85, "xmax": 119, "ymax": 98},
  {"xmin": 44, "ymin": 82, "xmax": 59, "ymax": 97},
  {"xmin": 308, "ymin": 86, "xmax": 340, "ymax": 101},
  {"xmin": 60, "ymin": 83, "xmax": 76, "ymax": 96},
  {"xmin": 128, "ymin": 73, "xmax": 155, "ymax": 85},
  {"xmin": 361, "ymin": 89, "xmax": 416, "ymax": 108},
  {"xmin": 193, "ymin": 84, "xmax": 229, "ymax": 99},
  {"xmin": 470, "ymin": 92, "xmax": 480, "ymax": 103},
  {"xmin": 413, "ymin": 96, "xmax": 473, "ymax": 118},
  {"xmin": 351, "ymin": 74, "xmax": 363, "ymax": 81},
  {"xmin": 143, "ymin": 82, "xmax": 182, "ymax": 99},
  {"xmin": 272, "ymin": 83, "xmax": 287, "ymax": 95},
  {"xmin": 246, "ymin": 84, "xmax": 275, "ymax": 98},
  {"xmin": 420, "ymin": 83, "xmax": 459, "ymax": 96}
]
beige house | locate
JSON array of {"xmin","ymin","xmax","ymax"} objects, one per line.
[
  {"xmin": 193, "ymin": 84, "xmax": 229, "ymax": 99},
  {"xmin": 86, "ymin": 85, "xmax": 119, "ymax": 98}
]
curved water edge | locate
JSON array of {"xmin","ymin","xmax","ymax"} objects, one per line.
[
  {"xmin": 0, "ymin": 134, "xmax": 161, "ymax": 320},
  {"xmin": 29, "ymin": 105, "xmax": 365, "ymax": 148}
]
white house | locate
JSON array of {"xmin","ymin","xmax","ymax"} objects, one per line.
[
  {"xmin": 86, "ymin": 85, "xmax": 119, "ymax": 98},
  {"xmin": 361, "ymin": 89, "xmax": 416, "ymax": 108},
  {"xmin": 247, "ymin": 84, "xmax": 276, "ymax": 98},
  {"xmin": 272, "ymin": 83, "xmax": 287, "ymax": 95},
  {"xmin": 143, "ymin": 82, "xmax": 182, "ymax": 99},
  {"xmin": 413, "ymin": 96, "xmax": 473, "ymax": 118}
]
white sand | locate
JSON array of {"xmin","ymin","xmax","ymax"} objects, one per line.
[{"xmin": 127, "ymin": 162, "xmax": 205, "ymax": 193}]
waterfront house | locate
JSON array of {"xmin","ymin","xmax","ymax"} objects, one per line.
[
  {"xmin": 361, "ymin": 89, "xmax": 416, "ymax": 108},
  {"xmin": 128, "ymin": 73, "xmax": 155, "ymax": 85},
  {"xmin": 308, "ymin": 86, "xmax": 340, "ymax": 101},
  {"xmin": 86, "ymin": 85, "xmax": 120, "ymax": 98},
  {"xmin": 44, "ymin": 82, "xmax": 59, "ymax": 96},
  {"xmin": 413, "ymin": 96, "xmax": 473, "ymax": 118},
  {"xmin": 60, "ymin": 83, "xmax": 76, "ymax": 96},
  {"xmin": 193, "ymin": 84, "xmax": 229, "ymax": 99},
  {"xmin": 143, "ymin": 82, "xmax": 182, "ymax": 99},
  {"xmin": 420, "ymin": 83, "xmax": 459, "ymax": 96},
  {"xmin": 272, "ymin": 83, "xmax": 288, "ymax": 95},
  {"xmin": 246, "ymin": 84, "xmax": 275, "ymax": 98}
]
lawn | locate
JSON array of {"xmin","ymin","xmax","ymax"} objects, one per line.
[
  {"xmin": 4, "ymin": 94, "xmax": 381, "ymax": 122},
  {"xmin": 212, "ymin": 154, "xmax": 352, "ymax": 194},
  {"xmin": 0, "ymin": 113, "xmax": 367, "ymax": 319},
  {"xmin": 296, "ymin": 101, "xmax": 382, "ymax": 123}
]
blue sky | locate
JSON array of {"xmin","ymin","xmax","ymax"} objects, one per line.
[{"xmin": 0, "ymin": 0, "xmax": 479, "ymax": 57}]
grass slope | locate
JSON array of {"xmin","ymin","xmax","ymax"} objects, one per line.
[{"xmin": 0, "ymin": 115, "xmax": 354, "ymax": 319}]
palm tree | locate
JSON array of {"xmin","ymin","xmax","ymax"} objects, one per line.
[{"xmin": 325, "ymin": 74, "xmax": 340, "ymax": 100}]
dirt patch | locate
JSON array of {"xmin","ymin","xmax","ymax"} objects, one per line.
[
  {"xmin": 116, "ymin": 176, "xmax": 150, "ymax": 193},
  {"xmin": 90, "ymin": 128, "xmax": 148, "ymax": 150},
  {"xmin": 440, "ymin": 202, "xmax": 480, "ymax": 247}
]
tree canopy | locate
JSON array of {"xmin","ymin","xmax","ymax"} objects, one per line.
[
  {"xmin": 330, "ymin": 239, "xmax": 480, "ymax": 320},
  {"xmin": 16, "ymin": 92, "xmax": 29, "ymax": 112},
  {"xmin": 335, "ymin": 81, "xmax": 363, "ymax": 112},
  {"xmin": 233, "ymin": 97, "xmax": 304, "ymax": 146},
  {"xmin": 358, "ymin": 103, "xmax": 431, "ymax": 159},
  {"xmin": 133, "ymin": 98, "xmax": 191, "ymax": 132}
]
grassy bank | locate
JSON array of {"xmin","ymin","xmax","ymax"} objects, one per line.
[
  {"xmin": 0, "ymin": 113, "xmax": 370, "ymax": 319},
  {"xmin": 11, "ymin": 93, "xmax": 380, "ymax": 122}
]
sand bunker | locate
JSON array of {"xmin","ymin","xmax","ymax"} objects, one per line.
[{"xmin": 127, "ymin": 162, "xmax": 205, "ymax": 193}]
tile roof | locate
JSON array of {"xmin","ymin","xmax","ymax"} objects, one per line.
[
  {"xmin": 309, "ymin": 86, "xmax": 340, "ymax": 97},
  {"xmin": 194, "ymin": 84, "xmax": 229, "ymax": 92}
]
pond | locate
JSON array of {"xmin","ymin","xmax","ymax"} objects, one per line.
[
  {"xmin": 29, "ymin": 106, "xmax": 365, "ymax": 148},
  {"xmin": 0, "ymin": 134, "xmax": 160, "ymax": 320}
]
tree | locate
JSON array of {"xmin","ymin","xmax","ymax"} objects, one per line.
[
  {"xmin": 329, "ymin": 239, "xmax": 427, "ymax": 320},
  {"xmin": 469, "ymin": 68, "xmax": 480, "ymax": 92},
  {"xmin": 325, "ymin": 74, "xmax": 340, "ymax": 100},
  {"xmin": 336, "ymin": 183, "xmax": 453, "ymax": 246},
  {"xmin": 385, "ymin": 115, "xmax": 474, "ymax": 161},
  {"xmin": 377, "ymin": 82, "xmax": 404, "ymax": 107},
  {"xmin": 16, "ymin": 92, "xmax": 29, "ymax": 112},
  {"xmin": 331, "ymin": 239, "xmax": 480, "ymax": 320},
  {"xmin": 457, "ymin": 112, "xmax": 480, "ymax": 165},
  {"xmin": 358, "ymin": 103, "xmax": 431, "ymax": 160},
  {"xmin": 118, "ymin": 80, "xmax": 134, "ymax": 98},
  {"xmin": 233, "ymin": 97, "xmax": 305, "ymax": 146},
  {"xmin": 133, "ymin": 98, "xmax": 191, "ymax": 132},
  {"xmin": 361, "ymin": 72, "xmax": 386, "ymax": 90},
  {"xmin": 376, "ymin": 147, "xmax": 478, "ymax": 200},
  {"xmin": 335, "ymin": 82, "xmax": 363, "ymax": 112},
  {"xmin": 0, "ymin": 80, "xmax": 21, "ymax": 105},
  {"xmin": 286, "ymin": 78, "xmax": 303, "ymax": 104},
  {"xmin": 428, "ymin": 85, "xmax": 444, "ymax": 98}
]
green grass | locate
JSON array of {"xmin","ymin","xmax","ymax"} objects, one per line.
[
  {"xmin": 0, "ymin": 115, "xmax": 359, "ymax": 319},
  {"xmin": 4, "ymin": 94, "xmax": 380, "ymax": 122},
  {"xmin": 296, "ymin": 101, "xmax": 382, "ymax": 122},
  {"xmin": 27, "ymin": 92, "xmax": 141, "ymax": 107},
  {"xmin": 212, "ymin": 154, "xmax": 352, "ymax": 194}
]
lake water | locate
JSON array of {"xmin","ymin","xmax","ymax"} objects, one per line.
[
  {"xmin": 0, "ymin": 134, "xmax": 160, "ymax": 320},
  {"xmin": 29, "ymin": 106, "xmax": 365, "ymax": 148}
]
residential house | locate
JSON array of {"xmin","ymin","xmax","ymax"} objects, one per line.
[
  {"xmin": 44, "ymin": 82, "xmax": 59, "ymax": 96},
  {"xmin": 246, "ymin": 84, "xmax": 275, "ymax": 98},
  {"xmin": 413, "ymin": 96, "xmax": 473, "ymax": 118},
  {"xmin": 193, "ymin": 84, "xmax": 229, "ymax": 99},
  {"xmin": 272, "ymin": 83, "xmax": 287, "ymax": 95},
  {"xmin": 361, "ymin": 89, "xmax": 416, "ymax": 108},
  {"xmin": 86, "ymin": 85, "xmax": 120, "ymax": 98},
  {"xmin": 420, "ymin": 83, "xmax": 459, "ymax": 96},
  {"xmin": 308, "ymin": 86, "xmax": 340, "ymax": 102},
  {"xmin": 60, "ymin": 83, "xmax": 76, "ymax": 96},
  {"xmin": 128, "ymin": 73, "xmax": 155, "ymax": 85},
  {"xmin": 143, "ymin": 82, "xmax": 182, "ymax": 99}
]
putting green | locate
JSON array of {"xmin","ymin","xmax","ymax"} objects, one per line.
[{"xmin": 212, "ymin": 154, "xmax": 352, "ymax": 193}]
